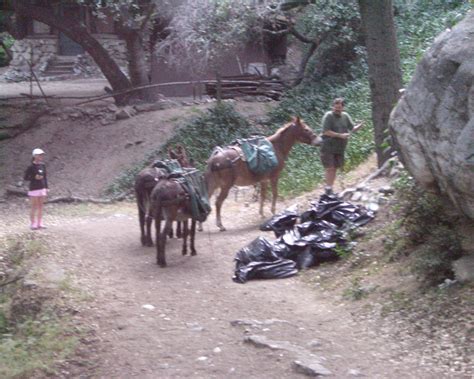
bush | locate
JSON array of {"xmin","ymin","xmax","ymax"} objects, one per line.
[
  {"xmin": 388, "ymin": 172, "xmax": 464, "ymax": 285},
  {"xmin": 0, "ymin": 33, "xmax": 14, "ymax": 67},
  {"xmin": 267, "ymin": 72, "xmax": 374, "ymax": 196},
  {"xmin": 105, "ymin": 102, "xmax": 260, "ymax": 196}
]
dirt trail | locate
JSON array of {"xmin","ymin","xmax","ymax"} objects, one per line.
[{"xmin": 0, "ymin": 192, "xmax": 445, "ymax": 379}]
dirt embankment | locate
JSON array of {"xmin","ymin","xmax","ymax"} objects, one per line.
[{"xmin": 0, "ymin": 78, "xmax": 275, "ymax": 197}]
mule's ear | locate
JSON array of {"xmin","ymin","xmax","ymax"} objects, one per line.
[{"xmin": 295, "ymin": 116, "xmax": 301, "ymax": 124}]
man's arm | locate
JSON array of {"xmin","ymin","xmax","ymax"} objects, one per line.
[
  {"xmin": 351, "ymin": 121, "xmax": 365, "ymax": 133},
  {"xmin": 323, "ymin": 130, "xmax": 350, "ymax": 139}
]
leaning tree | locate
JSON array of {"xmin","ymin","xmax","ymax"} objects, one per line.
[{"xmin": 7, "ymin": 0, "xmax": 178, "ymax": 103}]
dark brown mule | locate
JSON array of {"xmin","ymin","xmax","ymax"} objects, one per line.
[
  {"xmin": 135, "ymin": 146, "xmax": 192, "ymax": 246},
  {"xmin": 135, "ymin": 167, "xmax": 167, "ymax": 246},
  {"xmin": 168, "ymin": 144, "xmax": 193, "ymax": 168},
  {"xmin": 167, "ymin": 144, "xmax": 195, "ymax": 235},
  {"xmin": 151, "ymin": 176, "xmax": 197, "ymax": 267},
  {"xmin": 205, "ymin": 116, "xmax": 321, "ymax": 231}
]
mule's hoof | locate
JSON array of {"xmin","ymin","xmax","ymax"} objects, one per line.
[
  {"xmin": 182, "ymin": 250, "xmax": 187, "ymax": 256},
  {"xmin": 191, "ymin": 250, "xmax": 197, "ymax": 256},
  {"xmin": 218, "ymin": 226, "xmax": 226, "ymax": 232},
  {"xmin": 157, "ymin": 261, "xmax": 167, "ymax": 267}
]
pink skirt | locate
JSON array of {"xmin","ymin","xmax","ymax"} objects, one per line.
[{"xmin": 28, "ymin": 189, "xmax": 48, "ymax": 197}]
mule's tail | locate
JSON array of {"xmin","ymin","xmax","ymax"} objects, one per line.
[{"xmin": 204, "ymin": 165, "xmax": 216, "ymax": 198}]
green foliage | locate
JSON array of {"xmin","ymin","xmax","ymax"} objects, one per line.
[
  {"xmin": 0, "ymin": 33, "xmax": 13, "ymax": 67},
  {"xmin": 0, "ymin": 234, "xmax": 79, "ymax": 378},
  {"xmin": 343, "ymin": 276, "xmax": 369, "ymax": 300},
  {"xmin": 0, "ymin": 315, "xmax": 78, "ymax": 378},
  {"xmin": 105, "ymin": 102, "xmax": 259, "ymax": 196},
  {"xmin": 263, "ymin": 0, "xmax": 471, "ymax": 197},
  {"xmin": 394, "ymin": 0, "xmax": 472, "ymax": 83},
  {"xmin": 386, "ymin": 172, "xmax": 464, "ymax": 285},
  {"xmin": 165, "ymin": 0, "xmax": 262, "ymax": 74},
  {"xmin": 268, "ymin": 73, "xmax": 374, "ymax": 196},
  {"xmin": 164, "ymin": 102, "xmax": 259, "ymax": 169}
]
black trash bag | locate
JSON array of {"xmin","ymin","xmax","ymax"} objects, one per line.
[
  {"xmin": 259, "ymin": 206, "xmax": 298, "ymax": 237},
  {"xmin": 233, "ymin": 259, "xmax": 298, "ymax": 283},
  {"xmin": 296, "ymin": 247, "xmax": 318, "ymax": 269},
  {"xmin": 352, "ymin": 212, "xmax": 375, "ymax": 226},
  {"xmin": 281, "ymin": 228, "xmax": 317, "ymax": 248},
  {"xmin": 234, "ymin": 237, "xmax": 279, "ymax": 266},
  {"xmin": 311, "ymin": 248, "xmax": 340, "ymax": 263},
  {"xmin": 296, "ymin": 220, "xmax": 338, "ymax": 236},
  {"xmin": 301, "ymin": 194, "xmax": 374, "ymax": 228},
  {"xmin": 271, "ymin": 239, "xmax": 296, "ymax": 260}
]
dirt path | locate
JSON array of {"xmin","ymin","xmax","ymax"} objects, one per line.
[{"xmin": 0, "ymin": 191, "xmax": 446, "ymax": 379}]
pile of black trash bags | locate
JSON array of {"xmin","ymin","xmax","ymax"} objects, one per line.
[{"xmin": 233, "ymin": 193, "xmax": 375, "ymax": 283}]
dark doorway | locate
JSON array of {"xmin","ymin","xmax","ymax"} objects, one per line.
[
  {"xmin": 59, "ymin": 33, "xmax": 83, "ymax": 56},
  {"xmin": 58, "ymin": 5, "xmax": 84, "ymax": 56}
]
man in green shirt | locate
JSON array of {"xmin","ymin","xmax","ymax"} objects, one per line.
[{"xmin": 320, "ymin": 98, "xmax": 364, "ymax": 194}]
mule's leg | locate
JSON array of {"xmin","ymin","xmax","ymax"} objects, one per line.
[
  {"xmin": 181, "ymin": 220, "xmax": 189, "ymax": 256},
  {"xmin": 138, "ymin": 203, "xmax": 147, "ymax": 246},
  {"xmin": 215, "ymin": 184, "xmax": 231, "ymax": 231},
  {"xmin": 259, "ymin": 181, "xmax": 268, "ymax": 217},
  {"xmin": 158, "ymin": 218, "xmax": 173, "ymax": 267},
  {"xmin": 176, "ymin": 221, "xmax": 182, "ymax": 238},
  {"xmin": 270, "ymin": 178, "xmax": 279, "ymax": 214},
  {"xmin": 190, "ymin": 219, "xmax": 197, "ymax": 256},
  {"xmin": 197, "ymin": 221, "xmax": 203, "ymax": 232},
  {"xmin": 145, "ymin": 214, "xmax": 153, "ymax": 247},
  {"xmin": 155, "ymin": 206, "xmax": 167, "ymax": 267}
]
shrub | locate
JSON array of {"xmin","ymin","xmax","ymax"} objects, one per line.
[
  {"xmin": 388, "ymin": 171, "xmax": 464, "ymax": 285},
  {"xmin": 105, "ymin": 102, "xmax": 259, "ymax": 196}
]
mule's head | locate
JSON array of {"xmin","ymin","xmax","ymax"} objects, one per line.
[
  {"xmin": 168, "ymin": 144, "xmax": 191, "ymax": 167},
  {"xmin": 291, "ymin": 116, "xmax": 322, "ymax": 146}
]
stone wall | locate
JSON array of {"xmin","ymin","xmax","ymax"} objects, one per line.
[
  {"xmin": 4, "ymin": 35, "xmax": 128, "ymax": 81},
  {"xmin": 9, "ymin": 37, "xmax": 57, "ymax": 72}
]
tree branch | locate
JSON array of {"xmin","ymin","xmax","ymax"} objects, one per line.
[
  {"xmin": 293, "ymin": 42, "xmax": 318, "ymax": 86},
  {"xmin": 289, "ymin": 26, "xmax": 315, "ymax": 44}
]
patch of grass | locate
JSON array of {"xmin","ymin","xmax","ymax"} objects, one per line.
[
  {"xmin": 343, "ymin": 277, "xmax": 370, "ymax": 301},
  {"xmin": 0, "ymin": 234, "xmax": 81, "ymax": 378},
  {"xmin": 380, "ymin": 290, "xmax": 413, "ymax": 316},
  {"xmin": 0, "ymin": 314, "xmax": 78, "ymax": 378},
  {"xmin": 385, "ymin": 172, "xmax": 464, "ymax": 286}
]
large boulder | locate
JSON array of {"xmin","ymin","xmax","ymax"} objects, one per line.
[{"xmin": 390, "ymin": 11, "xmax": 474, "ymax": 219}]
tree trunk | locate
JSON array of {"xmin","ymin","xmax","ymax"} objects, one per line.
[
  {"xmin": 293, "ymin": 42, "xmax": 317, "ymax": 86},
  {"xmin": 358, "ymin": 0, "xmax": 403, "ymax": 167},
  {"xmin": 12, "ymin": 1, "xmax": 132, "ymax": 105},
  {"xmin": 123, "ymin": 30, "xmax": 156, "ymax": 102}
]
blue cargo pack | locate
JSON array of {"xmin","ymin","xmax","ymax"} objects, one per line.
[{"xmin": 239, "ymin": 136, "xmax": 279, "ymax": 175}]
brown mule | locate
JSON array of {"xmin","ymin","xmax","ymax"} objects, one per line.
[
  {"xmin": 205, "ymin": 116, "xmax": 321, "ymax": 231},
  {"xmin": 151, "ymin": 176, "xmax": 197, "ymax": 267},
  {"xmin": 135, "ymin": 167, "xmax": 167, "ymax": 246},
  {"xmin": 135, "ymin": 146, "xmax": 193, "ymax": 246}
]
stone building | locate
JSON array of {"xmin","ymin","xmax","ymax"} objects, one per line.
[
  {"xmin": 5, "ymin": 1, "xmax": 288, "ymax": 97},
  {"xmin": 6, "ymin": 2, "xmax": 127, "ymax": 80}
]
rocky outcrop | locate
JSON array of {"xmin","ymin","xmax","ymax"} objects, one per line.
[{"xmin": 389, "ymin": 11, "xmax": 474, "ymax": 219}]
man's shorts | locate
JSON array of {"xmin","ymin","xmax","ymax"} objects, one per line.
[{"xmin": 320, "ymin": 151, "xmax": 345, "ymax": 168}]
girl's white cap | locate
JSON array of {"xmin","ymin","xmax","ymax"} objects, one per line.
[{"xmin": 32, "ymin": 148, "xmax": 45, "ymax": 156}]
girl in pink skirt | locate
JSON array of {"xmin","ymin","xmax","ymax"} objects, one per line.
[{"xmin": 24, "ymin": 148, "xmax": 49, "ymax": 230}]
